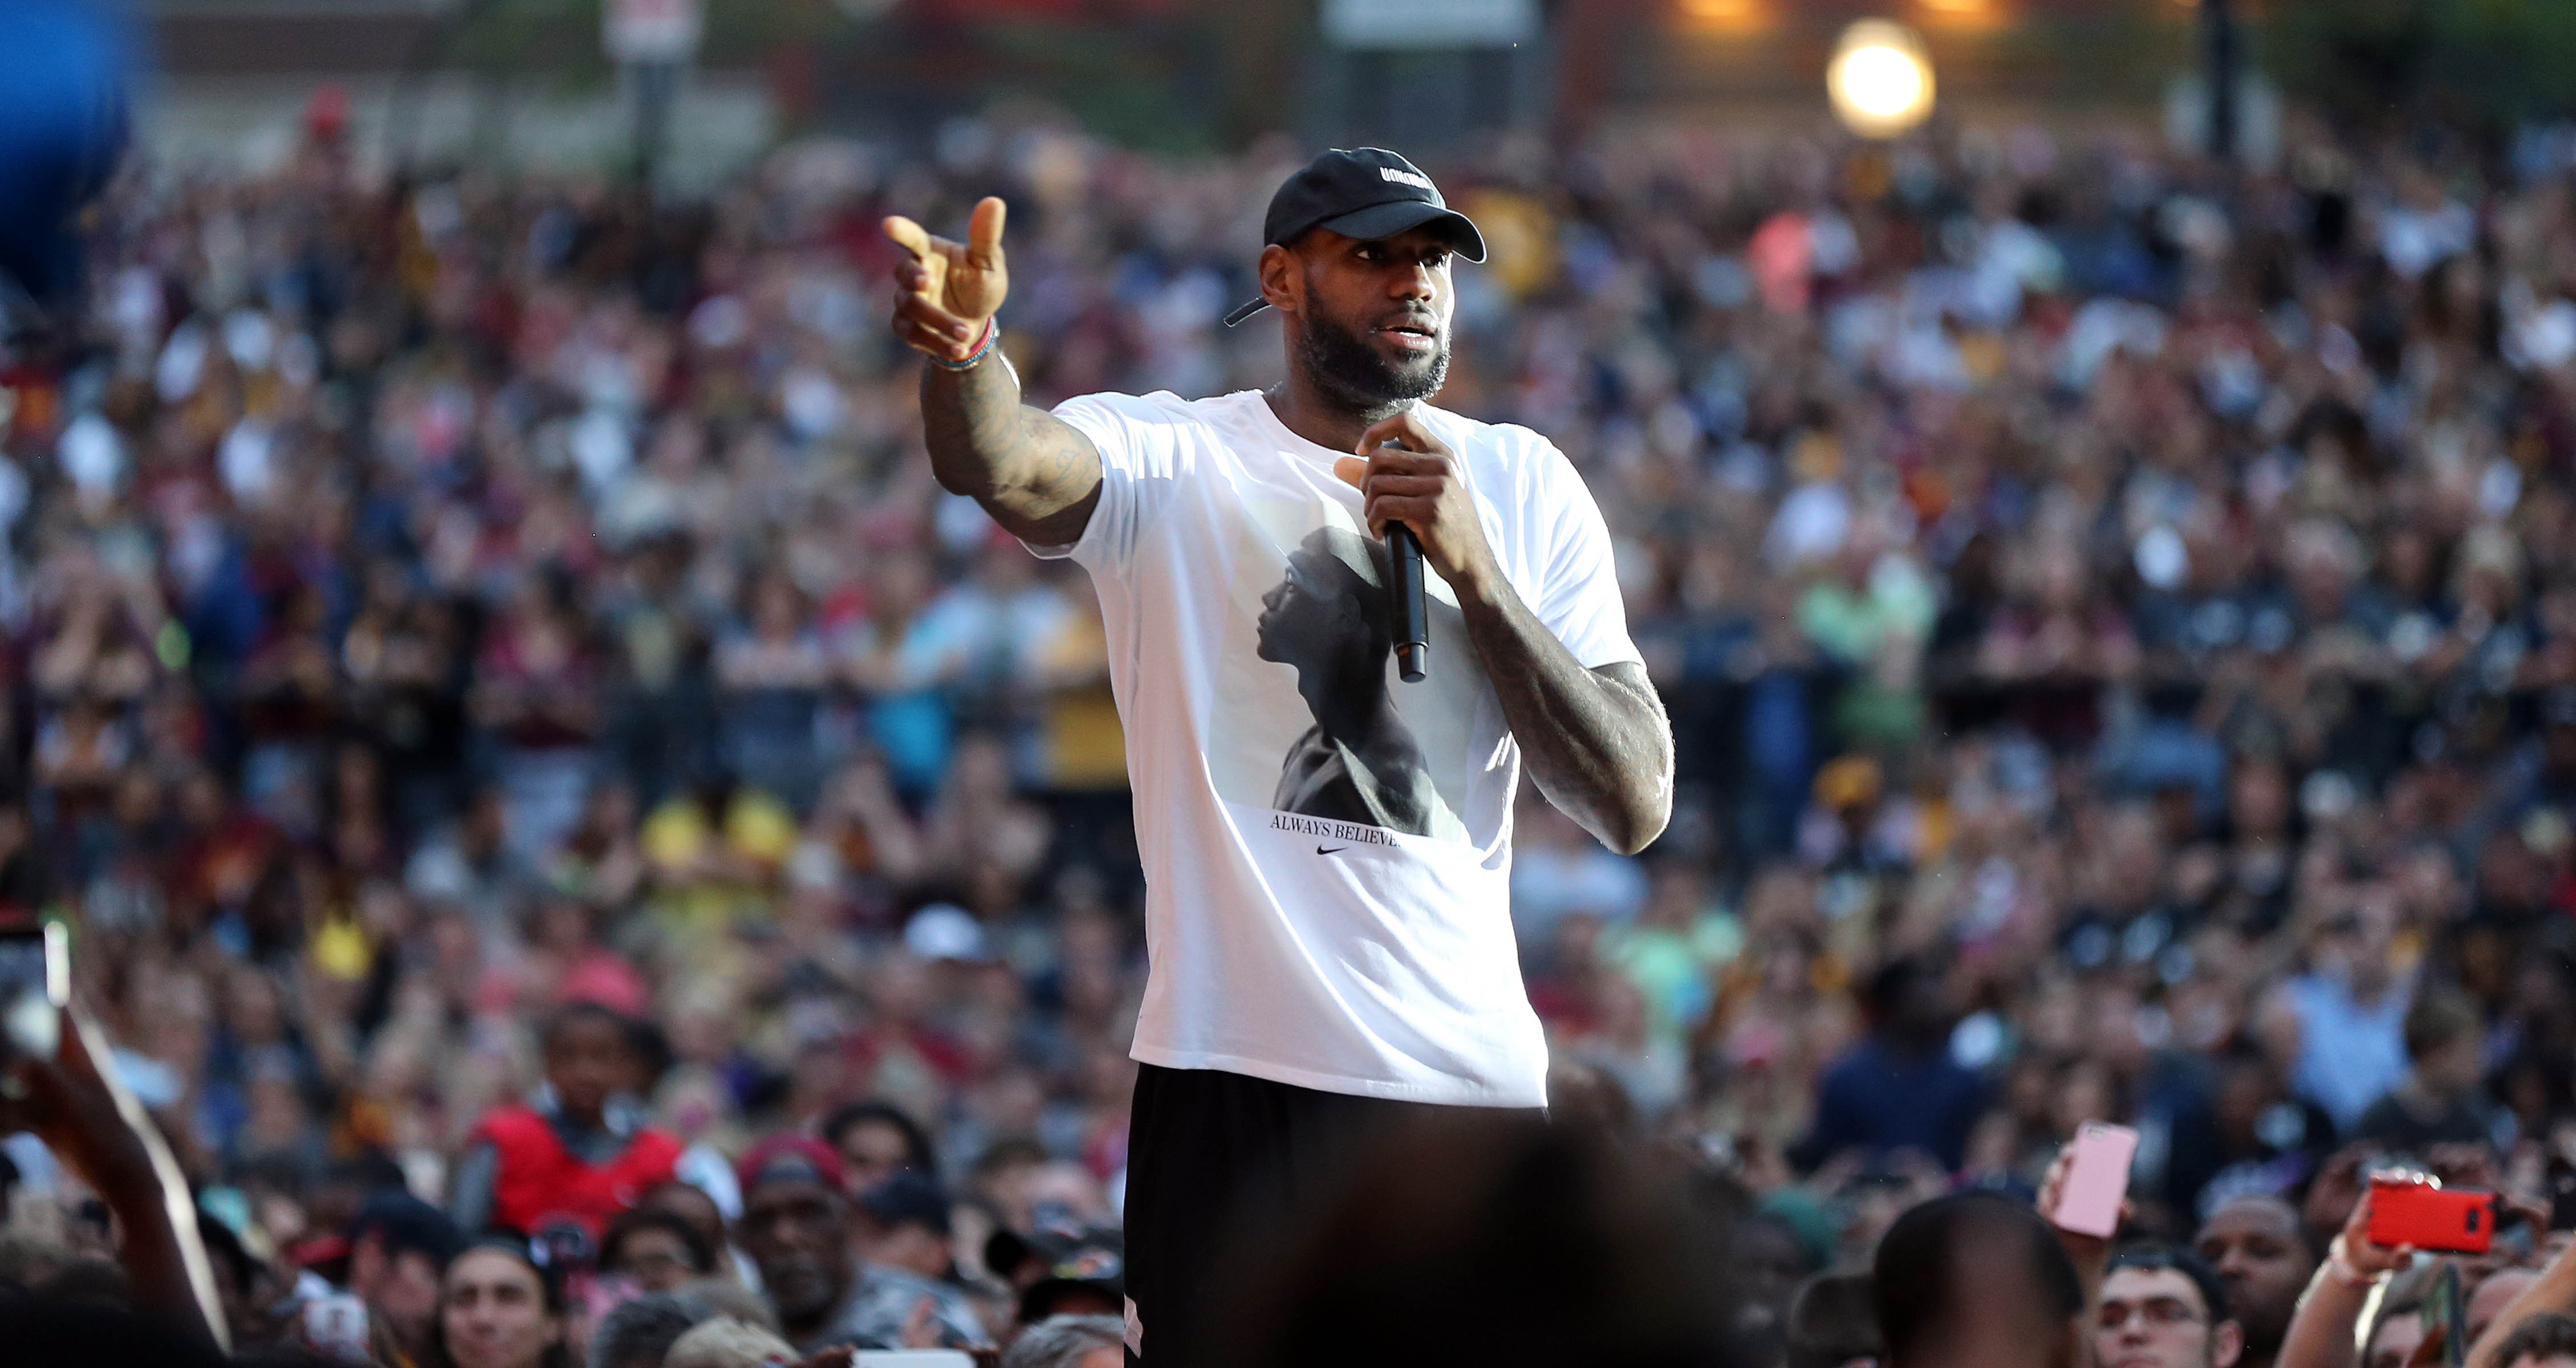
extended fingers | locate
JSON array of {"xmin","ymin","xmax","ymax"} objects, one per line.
[
  {"xmin": 883, "ymin": 215, "xmax": 936, "ymax": 261},
  {"xmin": 966, "ymin": 197, "xmax": 1007, "ymax": 267}
]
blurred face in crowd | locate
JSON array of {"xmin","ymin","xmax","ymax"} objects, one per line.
[
  {"xmin": 439, "ymin": 1248, "xmax": 560, "ymax": 1368},
  {"xmin": 2195, "ymin": 1197, "xmax": 2313, "ymax": 1355},
  {"xmin": 2472, "ymin": 1269, "xmax": 2541, "ymax": 1346},
  {"xmin": 348, "ymin": 1235, "xmax": 444, "ymax": 1353},
  {"xmin": 2417, "ymin": 1029, "xmax": 2486, "ymax": 1098},
  {"xmin": 2365, "ymin": 1312, "xmax": 2424, "ymax": 1368},
  {"xmin": 836, "ymin": 1117, "xmax": 918, "ymax": 1194},
  {"xmin": 1273, "ymin": 224, "xmax": 1454, "ymax": 415},
  {"xmin": 1728, "ymin": 1215, "xmax": 1812, "ymax": 1329},
  {"xmin": 2096, "ymin": 1267, "xmax": 2241, "ymax": 1368},
  {"xmin": 545, "ymin": 1012, "xmax": 632, "ymax": 1125},
  {"xmin": 644, "ymin": 1180, "xmax": 730, "ymax": 1262},
  {"xmin": 607, "ymin": 1222, "xmax": 704, "ymax": 1293},
  {"xmin": 859, "ymin": 1214, "xmax": 950, "ymax": 1282},
  {"xmin": 737, "ymin": 1178, "xmax": 855, "ymax": 1331}
]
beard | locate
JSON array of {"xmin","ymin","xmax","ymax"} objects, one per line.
[{"xmin": 1297, "ymin": 305, "xmax": 1449, "ymax": 418}]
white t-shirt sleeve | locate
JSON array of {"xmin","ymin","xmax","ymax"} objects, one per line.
[
  {"xmin": 1527, "ymin": 438, "xmax": 1641, "ymax": 670},
  {"xmin": 1034, "ymin": 390, "xmax": 1187, "ymax": 568}
]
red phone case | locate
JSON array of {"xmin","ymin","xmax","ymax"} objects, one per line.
[{"xmin": 2368, "ymin": 1182, "xmax": 2497, "ymax": 1254}]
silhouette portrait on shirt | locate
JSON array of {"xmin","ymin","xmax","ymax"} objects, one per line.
[{"xmin": 1254, "ymin": 526, "xmax": 1448, "ymax": 837}]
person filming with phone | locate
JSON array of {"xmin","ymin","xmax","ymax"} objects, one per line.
[
  {"xmin": 883, "ymin": 147, "xmax": 1672, "ymax": 1365},
  {"xmin": 0, "ymin": 925, "xmax": 229, "ymax": 1360}
]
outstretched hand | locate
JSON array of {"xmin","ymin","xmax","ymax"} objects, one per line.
[
  {"xmin": 884, "ymin": 197, "xmax": 1010, "ymax": 364},
  {"xmin": 0, "ymin": 1001, "xmax": 229, "ymax": 1350},
  {"xmin": 0, "ymin": 1001, "xmax": 155, "ymax": 1194}
]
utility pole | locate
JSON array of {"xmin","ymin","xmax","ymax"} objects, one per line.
[{"xmin": 604, "ymin": 0, "xmax": 701, "ymax": 196}]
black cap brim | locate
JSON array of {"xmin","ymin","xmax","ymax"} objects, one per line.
[
  {"xmin": 1222, "ymin": 201, "xmax": 1488, "ymax": 327},
  {"xmin": 1316, "ymin": 200, "xmax": 1486, "ymax": 262}
]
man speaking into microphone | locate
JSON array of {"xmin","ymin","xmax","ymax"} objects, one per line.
[{"xmin": 884, "ymin": 147, "xmax": 1672, "ymax": 1363}]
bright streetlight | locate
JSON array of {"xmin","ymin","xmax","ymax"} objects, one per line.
[{"xmin": 1826, "ymin": 19, "xmax": 1935, "ymax": 137}]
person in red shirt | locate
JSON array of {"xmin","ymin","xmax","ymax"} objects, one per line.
[{"xmin": 450, "ymin": 1003, "xmax": 681, "ymax": 1245}]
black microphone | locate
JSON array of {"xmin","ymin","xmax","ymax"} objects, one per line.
[{"xmin": 1382, "ymin": 439, "xmax": 1430, "ymax": 683}]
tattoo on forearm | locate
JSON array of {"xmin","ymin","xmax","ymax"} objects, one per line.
[
  {"xmin": 920, "ymin": 355, "xmax": 1102, "ymax": 547},
  {"xmin": 1456, "ymin": 583, "xmax": 1673, "ymax": 854}
]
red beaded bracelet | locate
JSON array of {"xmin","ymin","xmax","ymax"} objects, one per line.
[{"xmin": 930, "ymin": 317, "xmax": 997, "ymax": 372}]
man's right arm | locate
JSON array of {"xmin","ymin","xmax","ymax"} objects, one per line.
[
  {"xmin": 919, "ymin": 350, "xmax": 1102, "ymax": 549},
  {"xmin": 886, "ymin": 197, "xmax": 1103, "ymax": 549}
]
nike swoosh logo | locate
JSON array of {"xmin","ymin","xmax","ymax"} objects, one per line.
[{"xmin": 1316, "ymin": 845, "xmax": 1347, "ymax": 855}]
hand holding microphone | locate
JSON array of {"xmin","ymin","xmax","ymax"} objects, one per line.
[
  {"xmin": 1383, "ymin": 458, "xmax": 1431, "ymax": 683},
  {"xmin": 1336, "ymin": 410, "xmax": 1497, "ymax": 684}
]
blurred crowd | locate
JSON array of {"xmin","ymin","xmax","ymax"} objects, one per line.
[{"xmin": 11, "ymin": 82, "xmax": 2576, "ymax": 1365}]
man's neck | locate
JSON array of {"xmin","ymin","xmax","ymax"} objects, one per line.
[
  {"xmin": 1263, "ymin": 372, "xmax": 1403, "ymax": 455},
  {"xmin": 783, "ymin": 1282, "xmax": 851, "ymax": 1347},
  {"xmin": 1301, "ymin": 659, "xmax": 1396, "ymax": 744},
  {"xmin": 2400, "ymin": 1075, "xmax": 2463, "ymax": 1114}
]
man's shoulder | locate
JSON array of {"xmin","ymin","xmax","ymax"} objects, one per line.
[
  {"xmin": 1055, "ymin": 388, "xmax": 1253, "ymax": 430},
  {"xmin": 1419, "ymin": 404, "xmax": 1565, "ymax": 469},
  {"xmin": 836, "ymin": 1267, "xmax": 986, "ymax": 1346}
]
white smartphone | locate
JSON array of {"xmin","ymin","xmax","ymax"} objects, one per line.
[{"xmin": 0, "ymin": 921, "xmax": 67, "ymax": 1062}]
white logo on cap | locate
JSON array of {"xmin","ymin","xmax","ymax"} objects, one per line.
[{"xmin": 1379, "ymin": 167, "xmax": 1433, "ymax": 191}]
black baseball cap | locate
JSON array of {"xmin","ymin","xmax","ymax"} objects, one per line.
[
  {"xmin": 986, "ymin": 1224, "xmax": 1126, "ymax": 1322},
  {"xmin": 348, "ymin": 1191, "xmax": 466, "ymax": 1270},
  {"xmin": 1221, "ymin": 146, "xmax": 1487, "ymax": 327},
  {"xmin": 857, "ymin": 1170, "xmax": 952, "ymax": 1236}
]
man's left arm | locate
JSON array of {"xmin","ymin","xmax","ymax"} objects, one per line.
[{"xmin": 1343, "ymin": 412, "xmax": 1672, "ymax": 855}]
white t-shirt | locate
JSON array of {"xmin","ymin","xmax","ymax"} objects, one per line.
[{"xmin": 1041, "ymin": 389, "xmax": 1639, "ymax": 1107}]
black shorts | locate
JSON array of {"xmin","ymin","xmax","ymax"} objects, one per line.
[{"xmin": 1120, "ymin": 1062, "xmax": 1537, "ymax": 1366}]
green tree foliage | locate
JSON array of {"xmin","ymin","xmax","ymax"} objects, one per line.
[{"xmin": 2268, "ymin": 0, "xmax": 2576, "ymax": 129}]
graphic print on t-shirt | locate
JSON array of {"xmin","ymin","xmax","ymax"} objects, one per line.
[
  {"xmin": 1039, "ymin": 389, "xmax": 1639, "ymax": 1105},
  {"xmin": 1211, "ymin": 494, "xmax": 1481, "ymax": 845}
]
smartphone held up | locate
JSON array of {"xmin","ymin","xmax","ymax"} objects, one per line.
[
  {"xmin": 0, "ymin": 920, "xmax": 66, "ymax": 1065},
  {"xmin": 2049, "ymin": 1122, "xmax": 2139, "ymax": 1239},
  {"xmin": 2369, "ymin": 1177, "xmax": 2500, "ymax": 1256}
]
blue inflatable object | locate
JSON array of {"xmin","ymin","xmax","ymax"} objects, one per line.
[{"xmin": 0, "ymin": 0, "xmax": 129, "ymax": 309}]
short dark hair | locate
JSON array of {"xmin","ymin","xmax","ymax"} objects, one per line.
[
  {"xmin": 2493, "ymin": 1312, "xmax": 2576, "ymax": 1368},
  {"xmin": 542, "ymin": 1001, "xmax": 639, "ymax": 1054},
  {"xmin": 2404, "ymin": 988, "xmax": 2482, "ymax": 1062},
  {"xmin": 1787, "ymin": 1271, "xmax": 1882, "ymax": 1368},
  {"xmin": 819, "ymin": 1100, "xmax": 939, "ymax": 1175},
  {"xmin": 2106, "ymin": 1244, "xmax": 2232, "ymax": 1328},
  {"xmin": 1874, "ymin": 1192, "xmax": 2083, "ymax": 1364},
  {"xmin": 429, "ymin": 1235, "xmax": 573, "ymax": 1368},
  {"xmin": 599, "ymin": 1207, "xmax": 716, "ymax": 1280},
  {"xmin": 587, "ymin": 1293, "xmax": 705, "ymax": 1368}
]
